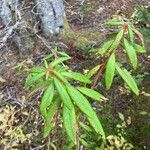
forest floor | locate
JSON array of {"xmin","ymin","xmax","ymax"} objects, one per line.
[{"xmin": 0, "ymin": 0, "xmax": 150, "ymax": 149}]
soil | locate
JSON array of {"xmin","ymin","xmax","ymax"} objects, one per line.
[{"xmin": 0, "ymin": 0, "xmax": 150, "ymax": 149}]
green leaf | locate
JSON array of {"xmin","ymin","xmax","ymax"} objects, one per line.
[
  {"xmin": 128, "ymin": 25, "xmax": 134, "ymax": 44},
  {"xmin": 66, "ymin": 85, "xmax": 94, "ymax": 117},
  {"xmin": 44, "ymin": 124, "xmax": 53, "ymax": 138},
  {"xmin": 54, "ymin": 78, "xmax": 73, "ymax": 110},
  {"xmin": 50, "ymin": 57, "xmax": 71, "ymax": 67},
  {"xmin": 79, "ymin": 122, "xmax": 92, "ymax": 132},
  {"xmin": 98, "ymin": 40, "xmax": 114, "ymax": 55},
  {"xmin": 44, "ymin": 97, "xmax": 61, "ymax": 138},
  {"xmin": 63, "ymin": 105, "xmax": 77, "ymax": 143},
  {"xmin": 116, "ymin": 64, "xmax": 139, "ymax": 95},
  {"xmin": 58, "ymin": 51, "xmax": 70, "ymax": 58},
  {"xmin": 53, "ymin": 71, "xmax": 69, "ymax": 84},
  {"xmin": 43, "ymin": 54, "xmax": 53, "ymax": 60},
  {"xmin": 25, "ymin": 72, "xmax": 45, "ymax": 88},
  {"xmin": 66, "ymin": 85, "xmax": 105, "ymax": 139},
  {"xmin": 79, "ymin": 138, "xmax": 91, "ymax": 147},
  {"xmin": 86, "ymin": 65, "xmax": 100, "ymax": 78},
  {"xmin": 124, "ymin": 39, "xmax": 138, "ymax": 69},
  {"xmin": 105, "ymin": 53, "xmax": 116, "ymax": 89},
  {"xmin": 105, "ymin": 20, "xmax": 122, "ymax": 26},
  {"xmin": 62, "ymin": 72, "xmax": 91, "ymax": 84},
  {"xmin": 40, "ymin": 82, "xmax": 54, "ymax": 118},
  {"xmin": 133, "ymin": 43, "xmax": 146, "ymax": 53},
  {"xmin": 110, "ymin": 29, "xmax": 124, "ymax": 50},
  {"xmin": 77, "ymin": 87, "xmax": 106, "ymax": 101},
  {"xmin": 44, "ymin": 60, "xmax": 49, "ymax": 69},
  {"xmin": 29, "ymin": 81, "xmax": 49, "ymax": 97},
  {"xmin": 30, "ymin": 67, "xmax": 45, "ymax": 74}
]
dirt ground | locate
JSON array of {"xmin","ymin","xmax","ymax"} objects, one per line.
[{"xmin": 0, "ymin": 0, "xmax": 150, "ymax": 149}]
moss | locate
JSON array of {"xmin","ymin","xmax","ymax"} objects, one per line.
[
  {"xmin": 60, "ymin": 17, "xmax": 102, "ymax": 51},
  {"xmin": 73, "ymin": 36, "xmax": 90, "ymax": 50}
]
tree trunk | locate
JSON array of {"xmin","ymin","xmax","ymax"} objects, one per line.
[{"xmin": 0, "ymin": 0, "xmax": 65, "ymax": 54}]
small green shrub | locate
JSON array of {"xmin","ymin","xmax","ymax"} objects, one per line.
[
  {"xmin": 25, "ymin": 52, "xmax": 106, "ymax": 146},
  {"xmin": 132, "ymin": 4, "xmax": 150, "ymax": 44},
  {"xmin": 25, "ymin": 18, "xmax": 146, "ymax": 148},
  {"xmin": 90, "ymin": 19, "xmax": 146, "ymax": 95}
]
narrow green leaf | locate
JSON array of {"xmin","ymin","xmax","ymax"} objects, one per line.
[
  {"xmin": 79, "ymin": 138, "xmax": 91, "ymax": 147},
  {"xmin": 62, "ymin": 72, "xmax": 91, "ymax": 84},
  {"xmin": 133, "ymin": 43, "xmax": 146, "ymax": 53},
  {"xmin": 77, "ymin": 87, "xmax": 106, "ymax": 101},
  {"xmin": 44, "ymin": 97, "xmax": 61, "ymax": 137},
  {"xmin": 66, "ymin": 85, "xmax": 105, "ymax": 139},
  {"xmin": 128, "ymin": 25, "xmax": 134, "ymax": 44},
  {"xmin": 98, "ymin": 40, "xmax": 114, "ymax": 55},
  {"xmin": 116, "ymin": 64, "xmax": 139, "ymax": 95},
  {"xmin": 58, "ymin": 51, "xmax": 70, "ymax": 57},
  {"xmin": 86, "ymin": 65, "xmax": 100, "ymax": 78},
  {"xmin": 66, "ymin": 85, "xmax": 95, "ymax": 117},
  {"xmin": 30, "ymin": 66, "xmax": 45, "ymax": 74},
  {"xmin": 105, "ymin": 20, "xmax": 122, "ymax": 26},
  {"xmin": 29, "ymin": 81, "xmax": 49, "ymax": 97},
  {"xmin": 46, "ymin": 97, "xmax": 61, "ymax": 123},
  {"xmin": 50, "ymin": 57, "xmax": 70, "ymax": 67},
  {"xmin": 43, "ymin": 54, "xmax": 53, "ymax": 60},
  {"xmin": 124, "ymin": 39, "xmax": 138, "ymax": 69},
  {"xmin": 40, "ymin": 82, "xmax": 54, "ymax": 118},
  {"xmin": 79, "ymin": 122, "xmax": 92, "ymax": 132},
  {"xmin": 55, "ymin": 65, "xmax": 68, "ymax": 73},
  {"xmin": 53, "ymin": 71, "xmax": 69, "ymax": 84},
  {"xmin": 110, "ymin": 29, "xmax": 124, "ymax": 50},
  {"xmin": 54, "ymin": 78, "xmax": 73, "ymax": 110},
  {"xmin": 44, "ymin": 124, "xmax": 53, "ymax": 138},
  {"xmin": 63, "ymin": 105, "xmax": 77, "ymax": 144},
  {"xmin": 44, "ymin": 60, "xmax": 49, "ymax": 69},
  {"xmin": 25, "ymin": 72, "xmax": 45, "ymax": 88},
  {"xmin": 105, "ymin": 53, "xmax": 116, "ymax": 89}
]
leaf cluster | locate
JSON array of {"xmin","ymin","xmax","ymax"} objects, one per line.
[
  {"xmin": 25, "ymin": 52, "xmax": 106, "ymax": 145},
  {"xmin": 92, "ymin": 19, "xmax": 146, "ymax": 95}
]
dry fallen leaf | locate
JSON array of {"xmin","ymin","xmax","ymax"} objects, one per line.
[{"xmin": 0, "ymin": 76, "xmax": 6, "ymax": 83}]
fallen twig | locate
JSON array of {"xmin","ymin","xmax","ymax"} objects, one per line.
[{"xmin": 0, "ymin": 22, "xmax": 20, "ymax": 49}]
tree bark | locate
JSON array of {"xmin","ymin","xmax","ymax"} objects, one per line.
[
  {"xmin": 0, "ymin": 0, "xmax": 65, "ymax": 54},
  {"xmin": 35, "ymin": 0, "xmax": 65, "ymax": 37}
]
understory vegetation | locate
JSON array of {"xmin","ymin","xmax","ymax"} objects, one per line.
[{"xmin": 0, "ymin": 1, "xmax": 150, "ymax": 150}]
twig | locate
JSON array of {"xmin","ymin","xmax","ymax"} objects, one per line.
[
  {"xmin": 36, "ymin": 34, "xmax": 58, "ymax": 58},
  {"xmin": 0, "ymin": 22, "xmax": 20, "ymax": 49},
  {"xmin": 91, "ymin": 64, "xmax": 105, "ymax": 89}
]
